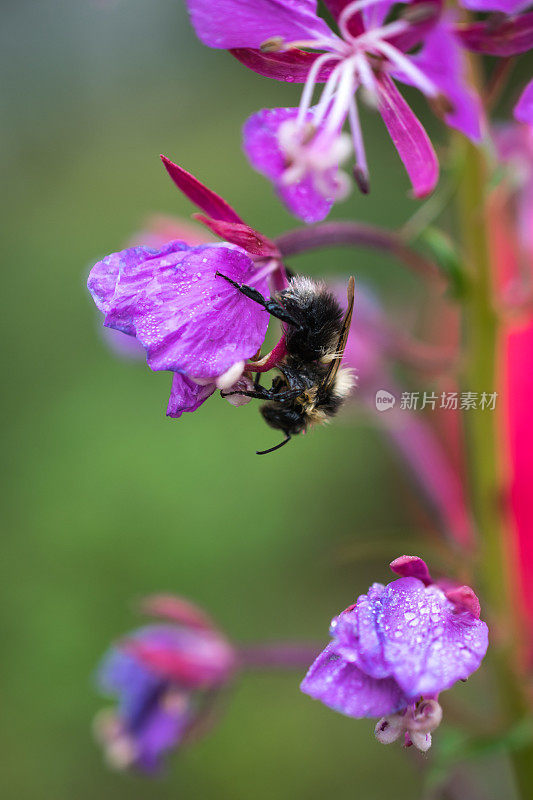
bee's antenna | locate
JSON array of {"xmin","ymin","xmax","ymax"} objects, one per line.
[{"xmin": 256, "ymin": 435, "xmax": 291, "ymax": 456}]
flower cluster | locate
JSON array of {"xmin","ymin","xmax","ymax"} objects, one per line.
[
  {"xmin": 85, "ymin": 0, "xmax": 533, "ymax": 778},
  {"xmin": 184, "ymin": 0, "xmax": 533, "ymax": 220},
  {"xmin": 301, "ymin": 556, "xmax": 488, "ymax": 751}
]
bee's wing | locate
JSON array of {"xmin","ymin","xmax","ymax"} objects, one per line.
[{"xmin": 322, "ymin": 276, "xmax": 355, "ymax": 389}]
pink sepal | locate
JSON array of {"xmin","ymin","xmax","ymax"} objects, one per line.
[
  {"xmin": 194, "ymin": 214, "xmax": 280, "ymax": 257},
  {"xmin": 245, "ymin": 336, "xmax": 287, "ymax": 373},
  {"xmin": 445, "ymin": 585, "xmax": 481, "ymax": 619},
  {"xmin": 230, "ymin": 47, "xmax": 337, "ymax": 83},
  {"xmin": 390, "ymin": 555, "xmax": 433, "ymax": 586},
  {"xmin": 161, "ymin": 156, "xmax": 242, "ymax": 223},
  {"xmin": 140, "ymin": 594, "xmax": 216, "ymax": 630}
]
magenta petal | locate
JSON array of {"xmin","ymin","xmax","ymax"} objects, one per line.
[
  {"xmin": 301, "ymin": 643, "xmax": 409, "ymax": 718},
  {"xmin": 140, "ymin": 595, "xmax": 217, "ymax": 630},
  {"xmin": 166, "ymin": 373, "xmax": 215, "ymax": 418},
  {"xmin": 515, "ymin": 80, "xmax": 533, "ymax": 126},
  {"xmin": 161, "ymin": 157, "xmax": 242, "ymax": 223},
  {"xmin": 395, "ymin": 19, "xmax": 483, "ymax": 142},
  {"xmin": 458, "ymin": 13, "xmax": 533, "ymax": 56},
  {"xmin": 323, "ymin": 0, "xmax": 365, "ymax": 35},
  {"xmin": 185, "ymin": 0, "xmax": 332, "ymax": 49},
  {"xmin": 380, "ymin": 578, "xmax": 488, "ymax": 697},
  {"xmin": 376, "ymin": 75, "xmax": 439, "ymax": 198},
  {"xmin": 445, "ymin": 586, "xmax": 481, "ymax": 619},
  {"xmin": 194, "ymin": 215, "xmax": 280, "ymax": 257},
  {"xmin": 243, "ymin": 107, "xmax": 334, "ymax": 223},
  {"xmin": 461, "ymin": 0, "xmax": 529, "ymax": 12},
  {"xmin": 231, "ymin": 47, "xmax": 336, "ymax": 82},
  {"xmin": 88, "ymin": 241, "xmax": 188, "ymax": 335},
  {"xmin": 390, "ymin": 556, "xmax": 433, "ymax": 586},
  {"xmin": 130, "ymin": 245, "xmax": 269, "ymax": 377}
]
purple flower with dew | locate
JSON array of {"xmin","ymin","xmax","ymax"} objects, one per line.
[
  {"xmin": 94, "ymin": 595, "xmax": 236, "ymax": 773},
  {"xmin": 185, "ymin": 0, "xmax": 484, "ymax": 218},
  {"xmin": 87, "ymin": 239, "xmax": 272, "ymax": 418},
  {"xmin": 301, "ymin": 556, "xmax": 488, "ymax": 751}
]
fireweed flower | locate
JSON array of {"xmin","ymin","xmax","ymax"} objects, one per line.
[
  {"xmin": 87, "ymin": 238, "xmax": 273, "ymax": 418},
  {"xmin": 185, "ymin": 0, "xmax": 483, "ymax": 219},
  {"xmin": 94, "ymin": 595, "xmax": 236, "ymax": 772},
  {"xmin": 301, "ymin": 556, "xmax": 488, "ymax": 751}
]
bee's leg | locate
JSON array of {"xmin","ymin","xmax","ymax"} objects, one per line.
[
  {"xmin": 254, "ymin": 371, "xmax": 262, "ymax": 390},
  {"xmin": 215, "ymin": 272, "xmax": 303, "ymax": 330},
  {"xmin": 220, "ymin": 385, "xmax": 274, "ymax": 401}
]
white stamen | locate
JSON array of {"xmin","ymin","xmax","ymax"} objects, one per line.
[
  {"xmin": 354, "ymin": 52, "xmax": 377, "ymax": 96},
  {"xmin": 338, "ymin": 0, "xmax": 387, "ymax": 41},
  {"xmin": 297, "ymin": 52, "xmax": 342, "ymax": 127},
  {"xmin": 313, "ymin": 63, "xmax": 345, "ymax": 127},
  {"xmin": 324, "ymin": 57, "xmax": 357, "ymax": 135},
  {"xmin": 348, "ymin": 96, "xmax": 368, "ymax": 178},
  {"xmin": 373, "ymin": 39, "xmax": 438, "ymax": 97}
]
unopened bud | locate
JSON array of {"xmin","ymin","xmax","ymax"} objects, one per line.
[{"xmin": 374, "ymin": 714, "xmax": 404, "ymax": 744}]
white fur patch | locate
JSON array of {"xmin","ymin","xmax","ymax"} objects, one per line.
[{"xmin": 333, "ymin": 368, "xmax": 356, "ymax": 399}]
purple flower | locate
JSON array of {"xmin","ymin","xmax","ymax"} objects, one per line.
[
  {"xmin": 94, "ymin": 595, "xmax": 236, "ymax": 773},
  {"xmin": 87, "ymin": 239, "xmax": 271, "ymax": 417},
  {"xmin": 300, "ymin": 556, "xmax": 488, "ymax": 751},
  {"xmin": 186, "ymin": 0, "xmax": 483, "ymax": 218}
]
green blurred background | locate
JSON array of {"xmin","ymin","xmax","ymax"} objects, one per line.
[{"xmin": 0, "ymin": 1, "xmax": 518, "ymax": 798}]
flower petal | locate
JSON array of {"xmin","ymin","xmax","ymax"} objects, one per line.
[
  {"xmin": 458, "ymin": 13, "xmax": 533, "ymax": 57},
  {"xmin": 395, "ymin": 18, "xmax": 483, "ymax": 142},
  {"xmin": 194, "ymin": 215, "xmax": 280, "ymax": 256},
  {"xmin": 515, "ymin": 80, "xmax": 533, "ymax": 126},
  {"xmin": 389, "ymin": 556, "xmax": 433, "ymax": 585},
  {"xmin": 88, "ymin": 241, "xmax": 189, "ymax": 333},
  {"xmin": 134, "ymin": 700, "xmax": 191, "ymax": 773},
  {"xmin": 128, "ymin": 245, "xmax": 270, "ymax": 377},
  {"xmin": 166, "ymin": 373, "xmax": 215, "ymax": 418},
  {"xmin": 185, "ymin": 0, "xmax": 332, "ymax": 49},
  {"xmin": 379, "ymin": 578, "xmax": 489, "ymax": 698},
  {"xmin": 231, "ymin": 47, "xmax": 337, "ymax": 82},
  {"xmin": 461, "ymin": 0, "xmax": 529, "ymax": 12},
  {"xmin": 301, "ymin": 643, "xmax": 409, "ymax": 718},
  {"xmin": 243, "ymin": 107, "xmax": 335, "ymax": 223},
  {"xmin": 376, "ymin": 75, "xmax": 439, "ymax": 198},
  {"xmin": 323, "ymin": 0, "xmax": 365, "ymax": 35},
  {"xmin": 140, "ymin": 594, "xmax": 217, "ymax": 629},
  {"xmin": 161, "ymin": 157, "xmax": 242, "ymax": 223}
]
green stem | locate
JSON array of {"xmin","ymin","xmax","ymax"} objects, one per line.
[{"xmin": 456, "ymin": 137, "xmax": 533, "ymax": 798}]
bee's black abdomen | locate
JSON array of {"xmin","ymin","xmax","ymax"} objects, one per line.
[
  {"xmin": 279, "ymin": 277, "xmax": 343, "ymax": 362},
  {"xmin": 261, "ymin": 402, "xmax": 307, "ymax": 436}
]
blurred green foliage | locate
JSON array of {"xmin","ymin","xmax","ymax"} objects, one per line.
[{"xmin": 0, "ymin": 2, "xmax": 518, "ymax": 798}]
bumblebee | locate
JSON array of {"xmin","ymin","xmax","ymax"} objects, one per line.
[{"xmin": 216, "ymin": 272, "xmax": 355, "ymax": 454}]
